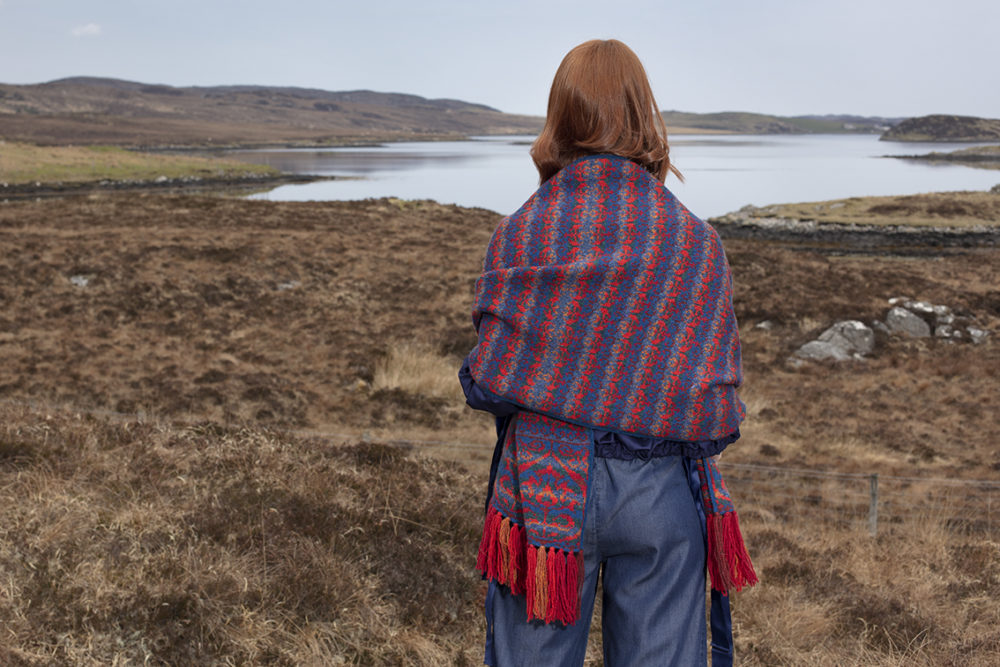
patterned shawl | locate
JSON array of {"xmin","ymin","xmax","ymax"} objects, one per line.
[
  {"xmin": 468, "ymin": 154, "xmax": 745, "ymax": 441},
  {"xmin": 471, "ymin": 155, "xmax": 755, "ymax": 629}
]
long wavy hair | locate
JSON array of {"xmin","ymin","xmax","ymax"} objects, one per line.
[{"xmin": 531, "ymin": 39, "xmax": 682, "ymax": 184}]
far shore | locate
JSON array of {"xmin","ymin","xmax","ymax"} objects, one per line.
[{"xmin": 0, "ymin": 172, "xmax": 338, "ymax": 199}]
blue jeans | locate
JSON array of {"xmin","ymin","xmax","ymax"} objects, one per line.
[{"xmin": 486, "ymin": 454, "xmax": 707, "ymax": 666}]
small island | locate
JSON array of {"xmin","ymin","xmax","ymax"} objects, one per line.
[{"xmin": 880, "ymin": 114, "xmax": 1000, "ymax": 142}]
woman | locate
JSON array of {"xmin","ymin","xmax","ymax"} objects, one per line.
[{"xmin": 460, "ymin": 39, "xmax": 756, "ymax": 667}]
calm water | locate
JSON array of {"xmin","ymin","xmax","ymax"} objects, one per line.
[{"xmin": 233, "ymin": 135, "xmax": 1000, "ymax": 218}]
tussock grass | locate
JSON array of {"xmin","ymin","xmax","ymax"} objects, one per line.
[
  {"xmin": 3, "ymin": 402, "xmax": 998, "ymax": 665},
  {"xmin": 0, "ymin": 403, "xmax": 484, "ymax": 665},
  {"xmin": 373, "ymin": 342, "xmax": 464, "ymax": 401},
  {"xmin": 735, "ymin": 514, "xmax": 1000, "ymax": 666}
]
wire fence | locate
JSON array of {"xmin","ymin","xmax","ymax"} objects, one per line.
[
  {"xmin": 2, "ymin": 395, "xmax": 998, "ymax": 538},
  {"xmin": 723, "ymin": 462, "xmax": 1000, "ymax": 539}
]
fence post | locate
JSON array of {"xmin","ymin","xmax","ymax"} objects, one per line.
[{"xmin": 868, "ymin": 474, "xmax": 879, "ymax": 537}]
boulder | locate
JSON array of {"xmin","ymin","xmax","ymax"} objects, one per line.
[
  {"xmin": 968, "ymin": 327, "xmax": 990, "ymax": 345},
  {"xmin": 931, "ymin": 304, "xmax": 952, "ymax": 319},
  {"xmin": 886, "ymin": 306, "xmax": 931, "ymax": 337},
  {"xmin": 794, "ymin": 320, "xmax": 874, "ymax": 362},
  {"xmin": 794, "ymin": 340, "xmax": 852, "ymax": 362},
  {"xmin": 902, "ymin": 300, "xmax": 935, "ymax": 316},
  {"xmin": 817, "ymin": 320, "xmax": 875, "ymax": 356},
  {"xmin": 934, "ymin": 324, "xmax": 962, "ymax": 340}
]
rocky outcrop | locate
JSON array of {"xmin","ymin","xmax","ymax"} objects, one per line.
[
  {"xmin": 791, "ymin": 298, "xmax": 989, "ymax": 365},
  {"xmin": 709, "ymin": 204, "xmax": 1000, "ymax": 251},
  {"xmin": 877, "ymin": 297, "xmax": 987, "ymax": 343}
]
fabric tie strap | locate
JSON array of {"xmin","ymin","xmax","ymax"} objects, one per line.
[
  {"xmin": 476, "ymin": 414, "xmax": 758, "ymax": 629},
  {"xmin": 476, "ymin": 412, "xmax": 590, "ymax": 625}
]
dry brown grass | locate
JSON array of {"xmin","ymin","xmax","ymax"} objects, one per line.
[
  {"xmin": 0, "ymin": 402, "xmax": 485, "ymax": 665},
  {"xmin": 2, "ymin": 400, "xmax": 997, "ymax": 665},
  {"xmin": 373, "ymin": 342, "xmax": 465, "ymax": 402},
  {"xmin": 1, "ymin": 194, "xmax": 999, "ymax": 664}
]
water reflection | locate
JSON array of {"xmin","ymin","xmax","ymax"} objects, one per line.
[
  {"xmin": 231, "ymin": 146, "xmax": 480, "ymax": 175},
  {"xmin": 224, "ymin": 134, "xmax": 1000, "ymax": 218}
]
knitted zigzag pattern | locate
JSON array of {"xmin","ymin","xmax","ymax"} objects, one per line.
[
  {"xmin": 476, "ymin": 412, "xmax": 589, "ymax": 625},
  {"xmin": 468, "ymin": 154, "xmax": 745, "ymax": 441}
]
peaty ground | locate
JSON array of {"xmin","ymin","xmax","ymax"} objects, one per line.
[{"xmin": 0, "ymin": 194, "xmax": 998, "ymax": 664}]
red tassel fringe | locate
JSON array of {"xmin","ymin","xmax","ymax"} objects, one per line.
[
  {"xmin": 476, "ymin": 506, "xmax": 583, "ymax": 625},
  {"xmin": 706, "ymin": 510, "xmax": 758, "ymax": 595}
]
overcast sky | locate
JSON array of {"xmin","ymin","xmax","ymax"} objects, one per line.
[{"xmin": 1, "ymin": 0, "xmax": 997, "ymax": 119}]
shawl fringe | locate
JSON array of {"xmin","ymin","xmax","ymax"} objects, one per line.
[
  {"xmin": 706, "ymin": 510, "xmax": 758, "ymax": 594},
  {"xmin": 476, "ymin": 506, "xmax": 584, "ymax": 625}
]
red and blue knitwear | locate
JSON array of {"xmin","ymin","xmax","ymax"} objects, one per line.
[{"xmin": 462, "ymin": 154, "xmax": 757, "ymax": 657}]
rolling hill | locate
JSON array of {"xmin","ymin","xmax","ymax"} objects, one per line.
[
  {"xmin": 0, "ymin": 77, "xmax": 906, "ymax": 148},
  {"xmin": 0, "ymin": 77, "xmax": 544, "ymax": 147}
]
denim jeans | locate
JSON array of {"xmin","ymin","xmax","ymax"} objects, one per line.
[{"xmin": 486, "ymin": 454, "xmax": 707, "ymax": 667}]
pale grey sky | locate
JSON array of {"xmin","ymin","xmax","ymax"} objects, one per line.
[{"xmin": 0, "ymin": 0, "xmax": 997, "ymax": 118}]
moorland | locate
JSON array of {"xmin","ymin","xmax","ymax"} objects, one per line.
[
  {"xmin": 1, "ymin": 192, "xmax": 998, "ymax": 665},
  {"xmin": 3, "ymin": 73, "xmax": 1000, "ymax": 663}
]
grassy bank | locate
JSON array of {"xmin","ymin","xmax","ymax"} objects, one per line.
[
  {"xmin": 1, "ymin": 194, "xmax": 998, "ymax": 664},
  {"xmin": 726, "ymin": 190, "xmax": 1000, "ymax": 228},
  {"xmin": 0, "ymin": 142, "xmax": 278, "ymax": 185}
]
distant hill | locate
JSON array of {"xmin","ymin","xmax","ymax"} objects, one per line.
[
  {"xmin": 0, "ymin": 77, "xmax": 544, "ymax": 147},
  {"xmin": 786, "ymin": 114, "xmax": 901, "ymax": 133},
  {"xmin": 0, "ymin": 76, "xmax": 910, "ymax": 147},
  {"xmin": 880, "ymin": 114, "xmax": 1000, "ymax": 142}
]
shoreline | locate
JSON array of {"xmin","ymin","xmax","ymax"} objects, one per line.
[
  {"xmin": 708, "ymin": 211, "xmax": 1000, "ymax": 253},
  {"xmin": 709, "ymin": 216, "xmax": 999, "ymax": 252},
  {"xmin": 0, "ymin": 172, "xmax": 337, "ymax": 199}
]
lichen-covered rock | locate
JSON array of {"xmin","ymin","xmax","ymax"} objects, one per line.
[
  {"xmin": 794, "ymin": 320, "xmax": 874, "ymax": 362},
  {"xmin": 886, "ymin": 306, "xmax": 931, "ymax": 337},
  {"xmin": 794, "ymin": 340, "xmax": 853, "ymax": 362},
  {"xmin": 817, "ymin": 320, "xmax": 875, "ymax": 356},
  {"xmin": 968, "ymin": 327, "xmax": 991, "ymax": 345},
  {"xmin": 934, "ymin": 324, "xmax": 962, "ymax": 340},
  {"xmin": 902, "ymin": 300, "xmax": 935, "ymax": 316}
]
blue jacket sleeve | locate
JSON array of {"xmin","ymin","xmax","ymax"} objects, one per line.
[{"xmin": 459, "ymin": 357, "xmax": 518, "ymax": 417}]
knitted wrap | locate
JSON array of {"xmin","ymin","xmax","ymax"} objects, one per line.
[
  {"xmin": 471, "ymin": 155, "xmax": 756, "ymax": 629},
  {"xmin": 468, "ymin": 154, "xmax": 745, "ymax": 441}
]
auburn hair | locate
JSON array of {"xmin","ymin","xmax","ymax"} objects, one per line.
[{"xmin": 531, "ymin": 39, "xmax": 682, "ymax": 184}]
